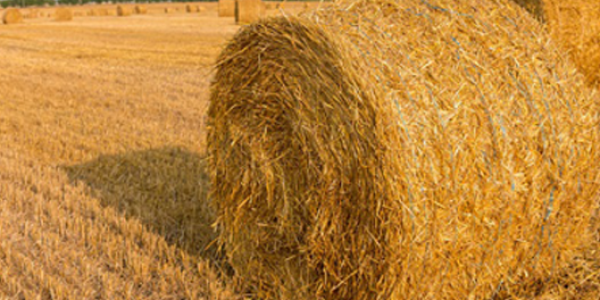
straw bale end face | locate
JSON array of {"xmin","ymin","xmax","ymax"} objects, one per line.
[
  {"xmin": 209, "ymin": 16, "xmax": 403, "ymax": 300},
  {"xmin": 2, "ymin": 8, "xmax": 23, "ymax": 25}
]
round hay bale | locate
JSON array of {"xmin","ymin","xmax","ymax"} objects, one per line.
[
  {"xmin": 2, "ymin": 8, "xmax": 23, "ymax": 25},
  {"xmin": 198, "ymin": 6, "xmax": 206, "ymax": 13},
  {"xmin": 208, "ymin": 0, "xmax": 600, "ymax": 299},
  {"xmin": 54, "ymin": 7, "xmax": 73, "ymax": 22},
  {"xmin": 235, "ymin": 0, "xmax": 265, "ymax": 25},
  {"xmin": 164, "ymin": 7, "xmax": 173, "ymax": 14},
  {"xmin": 218, "ymin": 0, "xmax": 235, "ymax": 17},
  {"xmin": 134, "ymin": 5, "xmax": 147, "ymax": 15},
  {"xmin": 185, "ymin": 4, "xmax": 199, "ymax": 13},
  {"xmin": 73, "ymin": 11, "xmax": 84, "ymax": 17},
  {"xmin": 116, "ymin": 6, "xmax": 131, "ymax": 17}
]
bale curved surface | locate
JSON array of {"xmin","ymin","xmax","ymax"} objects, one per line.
[
  {"xmin": 54, "ymin": 7, "xmax": 73, "ymax": 22},
  {"xmin": 208, "ymin": 0, "xmax": 600, "ymax": 299},
  {"xmin": 2, "ymin": 8, "xmax": 23, "ymax": 25}
]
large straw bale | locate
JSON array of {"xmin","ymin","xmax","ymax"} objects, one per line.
[
  {"xmin": 2, "ymin": 8, "xmax": 23, "ymax": 24},
  {"xmin": 542, "ymin": 0, "xmax": 600, "ymax": 87},
  {"xmin": 134, "ymin": 5, "xmax": 147, "ymax": 14},
  {"xmin": 219, "ymin": 0, "xmax": 235, "ymax": 17},
  {"xmin": 235, "ymin": 0, "xmax": 265, "ymax": 25},
  {"xmin": 116, "ymin": 6, "xmax": 131, "ymax": 17},
  {"xmin": 54, "ymin": 7, "xmax": 73, "ymax": 22},
  {"xmin": 208, "ymin": 0, "xmax": 600, "ymax": 299}
]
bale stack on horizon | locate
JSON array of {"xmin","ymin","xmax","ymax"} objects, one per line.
[{"xmin": 208, "ymin": 0, "xmax": 600, "ymax": 299}]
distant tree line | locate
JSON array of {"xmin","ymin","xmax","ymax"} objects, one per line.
[{"xmin": 1, "ymin": 0, "xmax": 324, "ymax": 9}]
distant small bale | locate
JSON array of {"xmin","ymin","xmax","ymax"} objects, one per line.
[
  {"xmin": 198, "ymin": 6, "xmax": 206, "ymax": 12},
  {"xmin": 164, "ymin": 7, "xmax": 174, "ymax": 14},
  {"xmin": 116, "ymin": 6, "xmax": 131, "ymax": 17},
  {"xmin": 235, "ymin": 0, "xmax": 265, "ymax": 25},
  {"xmin": 73, "ymin": 11, "xmax": 84, "ymax": 17},
  {"xmin": 186, "ymin": 4, "xmax": 199, "ymax": 13},
  {"xmin": 219, "ymin": 0, "xmax": 235, "ymax": 17},
  {"xmin": 134, "ymin": 5, "xmax": 147, "ymax": 15},
  {"xmin": 2, "ymin": 8, "xmax": 23, "ymax": 25},
  {"xmin": 54, "ymin": 7, "xmax": 73, "ymax": 22}
]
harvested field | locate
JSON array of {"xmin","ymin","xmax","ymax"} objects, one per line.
[{"xmin": 1, "ymin": 1, "xmax": 600, "ymax": 300}]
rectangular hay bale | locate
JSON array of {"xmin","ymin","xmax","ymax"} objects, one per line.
[{"xmin": 235, "ymin": 0, "xmax": 265, "ymax": 25}]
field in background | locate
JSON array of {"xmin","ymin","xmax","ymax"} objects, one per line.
[
  {"xmin": 1, "ymin": 1, "xmax": 600, "ymax": 299},
  {"xmin": 0, "ymin": 3, "xmax": 313, "ymax": 299}
]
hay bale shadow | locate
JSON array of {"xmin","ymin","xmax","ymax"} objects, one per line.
[{"xmin": 62, "ymin": 147, "xmax": 222, "ymax": 264}]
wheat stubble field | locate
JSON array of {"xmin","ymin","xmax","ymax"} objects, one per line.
[
  {"xmin": 0, "ymin": 5, "xmax": 257, "ymax": 299},
  {"xmin": 2, "ymin": 1, "xmax": 600, "ymax": 300}
]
